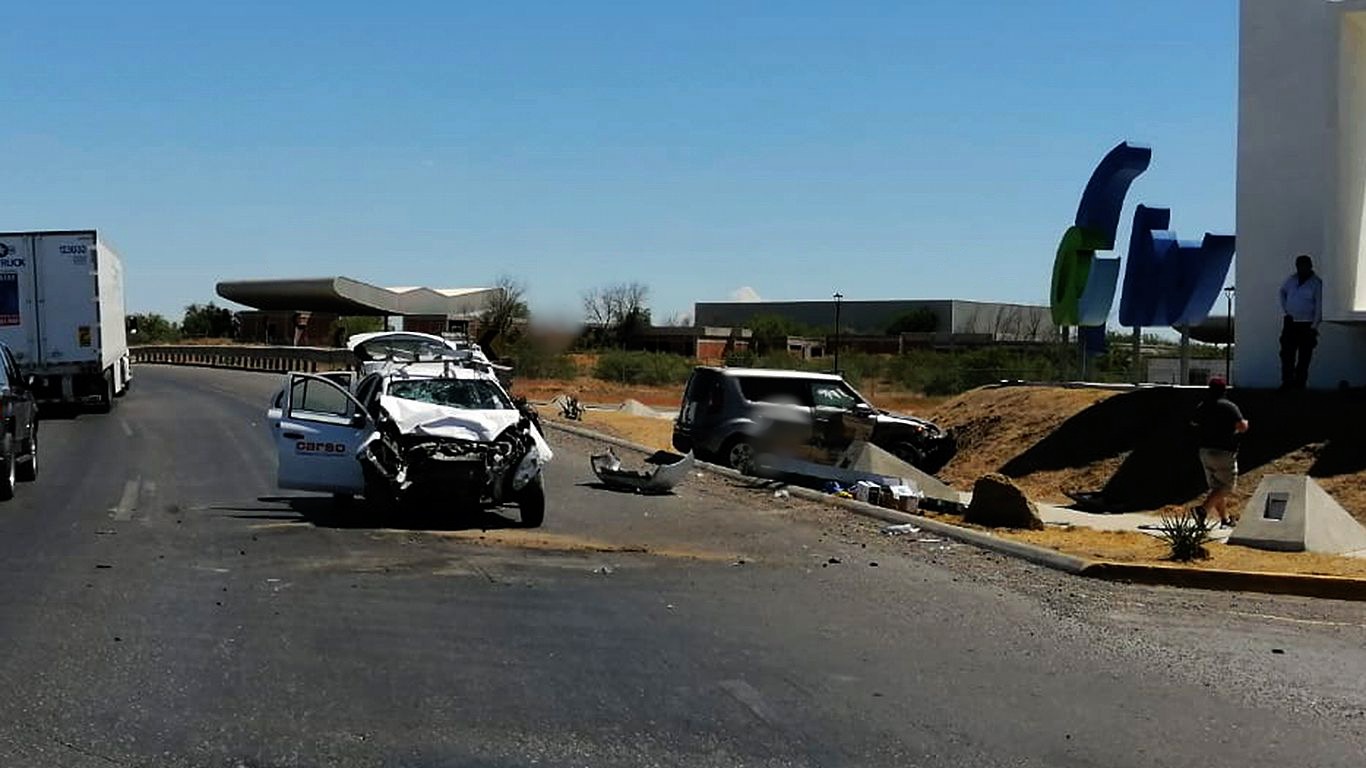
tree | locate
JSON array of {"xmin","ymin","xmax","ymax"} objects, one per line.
[
  {"xmin": 182, "ymin": 302, "xmax": 234, "ymax": 338},
  {"xmin": 126, "ymin": 312, "xmax": 180, "ymax": 345},
  {"xmin": 581, "ymin": 282, "xmax": 651, "ymax": 346},
  {"xmin": 478, "ymin": 275, "xmax": 531, "ymax": 355},
  {"xmin": 747, "ymin": 313, "xmax": 807, "ymax": 355},
  {"xmin": 885, "ymin": 308, "xmax": 939, "ymax": 335},
  {"xmin": 337, "ymin": 316, "xmax": 385, "ymax": 335}
]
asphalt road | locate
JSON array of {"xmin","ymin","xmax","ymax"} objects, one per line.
[{"xmin": 0, "ymin": 365, "xmax": 1364, "ymax": 767}]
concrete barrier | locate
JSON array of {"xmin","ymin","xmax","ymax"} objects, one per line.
[{"xmin": 130, "ymin": 345, "xmax": 352, "ymax": 374}]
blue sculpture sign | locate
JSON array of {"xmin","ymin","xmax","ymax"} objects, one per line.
[
  {"xmin": 1050, "ymin": 143, "xmax": 1151, "ymax": 327},
  {"xmin": 1052, "ymin": 143, "xmax": 1235, "ymax": 332}
]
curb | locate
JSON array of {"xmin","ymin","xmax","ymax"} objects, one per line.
[
  {"xmin": 1079, "ymin": 562, "xmax": 1366, "ymax": 601},
  {"xmin": 544, "ymin": 419, "xmax": 1366, "ymax": 602}
]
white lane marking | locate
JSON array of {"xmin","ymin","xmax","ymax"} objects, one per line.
[
  {"xmin": 118, "ymin": 418, "xmax": 134, "ymax": 437},
  {"xmin": 111, "ymin": 478, "xmax": 141, "ymax": 521},
  {"xmin": 718, "ymin": 679, "xmax": 784, "ymax": 728}
]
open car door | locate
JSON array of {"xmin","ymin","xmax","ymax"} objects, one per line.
[
  {"xmin": 274, "ymin": 373, "xmax": 371, "ymax": 494},
  {"xmin": 267, "ymin": 370, "xmax": 355, "ymax": 433}
]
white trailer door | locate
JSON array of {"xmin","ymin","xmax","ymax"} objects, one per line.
[
  {"xmin": 35, "ymin": 232, "xmax": 101, "ymax": 367},
  {"xmin": 0, "ymin": 235, "xmax": 39, "ymax": 366}
]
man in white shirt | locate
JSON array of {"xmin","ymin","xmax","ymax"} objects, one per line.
[{"xmin": 1278, "ymin": 254, "xmax": 1323, "ymax": 390}]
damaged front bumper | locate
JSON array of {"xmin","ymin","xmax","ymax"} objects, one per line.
[{"xmin": 359, "ymin": 418, "xmax": 547, "ymax": 506}]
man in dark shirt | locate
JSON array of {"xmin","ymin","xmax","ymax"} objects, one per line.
[{"xmin": 1189, "ymin": 377, "xmax": 1249, "ymax": 527}]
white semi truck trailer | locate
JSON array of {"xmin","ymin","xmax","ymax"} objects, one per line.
[{"xmin": 0, "ymin": 230, "xmax": 131, "ymax": 410}]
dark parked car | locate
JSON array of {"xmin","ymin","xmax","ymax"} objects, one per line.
[
  {"xmin": 0, "ymin": 342, "xmax": 38, "ymax": 499},
  {"xmin": 671, "ymin": 366, "xmax": 955, "ymax": 474}
]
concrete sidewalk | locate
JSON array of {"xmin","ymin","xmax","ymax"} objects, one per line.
[{"xmin": 1034, "ymin": 502, "xmax": 1234, "ymax": 542}]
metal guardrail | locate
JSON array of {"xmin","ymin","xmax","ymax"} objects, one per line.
[{"xmin": 129, "ymin": 345, "xmax": 352, "ymax": 374}]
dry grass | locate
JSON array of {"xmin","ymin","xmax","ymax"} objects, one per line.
[
  {"xmin": 512, "ymin": 378, "xmax": 684, "ymax": 408},
  {"xmin": 1004, "ymin": 526, "xmax": 1366, "ymax": 577},
  {"xmin": 558, "ymin": 410, "xmax": 676, "ymax": 451}
]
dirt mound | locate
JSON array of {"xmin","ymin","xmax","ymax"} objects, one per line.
[
  {"xmin": 929, "ymin": 386, "xmax": 1117, "ymax": 500},
  {"xmin": 928, "ymin": 385, "xmax": 1366, "ymax": 523}
]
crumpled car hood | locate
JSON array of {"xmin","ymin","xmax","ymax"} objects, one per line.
[
  {"xmin": 377, "ymin": 395, "xmax": 554, "ymax": 461},
  {"xmin": 874, "ymin": 411, "xmax": 945, "ymax": 435}
]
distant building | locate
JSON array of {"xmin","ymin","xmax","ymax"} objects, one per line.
[
  {"xmin": 626, "ymin": 326, "xmax": 752, "ymax": 363},
  {"xmin": 694, "ymin": 299, "xmax": 1059, "ymax": 344},
  {"xmin": 1147, "ymin": 357, "xmax": 1230, "ymax": 386}
]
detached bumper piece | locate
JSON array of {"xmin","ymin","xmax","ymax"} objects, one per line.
[{"xmin": 590, "ymin": 448, "xmax": 694, "ymax": 494}]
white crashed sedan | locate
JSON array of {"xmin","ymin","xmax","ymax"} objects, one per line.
[{"xmin": 268, "ymin": 337, "xmax": 551, "ymax": 527}]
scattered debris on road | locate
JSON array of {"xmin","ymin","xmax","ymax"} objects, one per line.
[
  {"xmin": 882, "ymin": 523, "xmax": 921, "ymax": 536},
  {"xmin": 590, "ymin": 448, "xmax": 694, "ymax": 494}
]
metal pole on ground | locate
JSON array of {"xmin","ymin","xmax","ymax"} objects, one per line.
[
  {"xmin": 1077, "ymin": 327, "xmax": 1086, "ymax": 381},
  {"xmin": 1179, "ymin": 327, "xmax": 1191, "ymax": 384},
  {"xmin": 1132, "ymin": 326, "xmax": 1142, "ymax": 384},
  {"xmin": 1224, "ymin": 286, "xmax": 1235, "ymax": 384},
  {"xmin": 832, "ymin": 292, "xmax": 843, "ymax": 374}
]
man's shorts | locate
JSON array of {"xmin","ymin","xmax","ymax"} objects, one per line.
[{"xmin": 1199, "ymin": 448, "xmax": 1238, "ymax": 492}]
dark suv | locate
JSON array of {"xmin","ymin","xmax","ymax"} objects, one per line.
[
  {"xmin": 672, "ymin": 367, "xmax": 955, "ymax": 474},
  {"xmin": 0, "ymin": 342, "xmax": 38, "ymax": 499}
]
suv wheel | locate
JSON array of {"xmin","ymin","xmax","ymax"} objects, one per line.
[
  {"xmin": 722, "ymin": 436, "xmax": 756, "ymax": 473},
  {"xmin": 889, "ymin": 441, "xmax": 925, "ymax": 470},
  {"xmin": 0, "ymin": 438, "xmax": 15, "ymax": 501},
  {"xmin": 17, "ymin": 428, "xmax": 37, "ymax": 482}
]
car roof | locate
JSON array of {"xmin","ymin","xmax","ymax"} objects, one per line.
[
  {"xmin": 377, "ymin": 363, "xmax": 494, "ymax": 382},
  {"xmin": 346, "ymin": 331, "xmax": 453, "ymax": 350},
  {"xmin": 701, "ymin": 366, "xmax": 846, "ymax": 382}
]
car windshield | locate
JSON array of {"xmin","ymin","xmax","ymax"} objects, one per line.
[{"xmin": 387, "ymin": 378, "xmax": 512, "ymax": 410}]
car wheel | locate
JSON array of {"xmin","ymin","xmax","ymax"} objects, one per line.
[
  {"xmin": 518, "ymin": 474, "xmax": 546, "ymax": 528},
  {"xmin": 17, "ymin": 428, "xmax": 37, "ymax": 482},
  {"xmin": 889, "ymin": 441, "xmax": 925, "ymax": 470},
  {"xmin": 722, "ymin": 436, "xmax": 757, "ymax": 473},
  {"xmin": 0, "ymin": 438, "xmax": 16, "ymax": 501},
  {"xmin": 361, "ymin": 465, "xmax": 396, "ymax": 513}
]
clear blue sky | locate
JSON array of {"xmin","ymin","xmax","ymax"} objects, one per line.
[{"xmin": 0, "ymin": 0, "xmax": 1237, "ymax": 324}]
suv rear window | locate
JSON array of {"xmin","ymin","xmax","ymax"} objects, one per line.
[
  {"xmin": 736, "ymin": 377, "xmax": 814, "ymax": 407},
  {"xmin": 684, "ymin": 370, "xmax": 725, "ymax": 413}
]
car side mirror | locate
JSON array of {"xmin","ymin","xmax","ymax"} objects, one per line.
[
  {"xmin": 350, "ymin": 411, "xmax": 369, "ymax": 428},
  {"xmin": 852, "ymin": 402, "xmax": 875, "ymax": 415},
  {"xmin": 24, "ymin": 375, "xmax": 35, "ymax": 389}
]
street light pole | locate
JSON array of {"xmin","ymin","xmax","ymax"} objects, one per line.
[
  {"xmin": 832, "ymin": 292, "xmax": 844, "ymax": 373},
  {"xmin": 1223, "ymin": 285, "xmax": 1235, "ymax": 384}
]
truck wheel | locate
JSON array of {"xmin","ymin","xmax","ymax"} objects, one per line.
[
  {"xmin": 0, "ymin": 439, "xmax": 15, "ymax": 501},
  {"xmin": 518, "ymin": 475, "xmax": 546, "ymax": 528},
  {"xmin": 17, "ymin": 428, "xmax": 37, "ymax": 482},
  {"xmin": 94, "ymin": 371, "xmax": 115, "ymax": 414}
]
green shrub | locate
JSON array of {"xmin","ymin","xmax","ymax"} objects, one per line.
[
  {"xmin": 593, "ymin": 351, "xmax": 695, "ymax": 386},
  {"xmin": 1156, "ymin": 511, "xmax": 1213, "ymax": 562},
  {"xmin": 723, "ymin": 349, "xmax": 756, "ymax": 368},
  {"xmin": 504, "ymin": 338, "xmax": 579, "ymax": 379}
]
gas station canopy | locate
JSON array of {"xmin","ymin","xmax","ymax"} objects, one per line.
[{"xmin": 216, "ymin": 276, "xmax": 498, "ymax": 317}]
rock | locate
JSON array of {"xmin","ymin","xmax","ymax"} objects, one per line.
[{"xmin": 964, "ymin": 473, "xmax": 1044, "ymax": 530}]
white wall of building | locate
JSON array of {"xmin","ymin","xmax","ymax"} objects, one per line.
[{"xmin": 1238, "ymin": 0, "xmax": 1366, "ymax": 388}]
